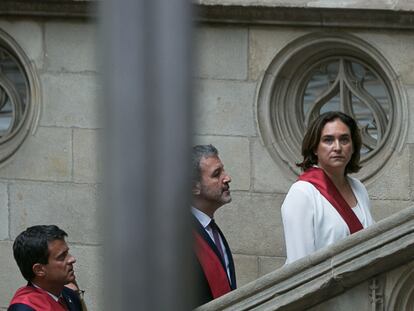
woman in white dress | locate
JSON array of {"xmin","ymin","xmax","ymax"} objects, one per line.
[{"xmin": 281, "ymin": 111, "xmax": 375, "ymax": 264}]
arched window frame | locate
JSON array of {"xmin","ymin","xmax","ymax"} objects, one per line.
[
  {"xmin": 0, "ymin": 29, "xmax": 40, "ymax": 165},
  {"xmin": 257, "ymin": 32, "xmax": 407, "ymax": 182}
]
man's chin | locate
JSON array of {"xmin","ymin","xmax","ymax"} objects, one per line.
[
  {"xmin": 64, "ymin": 280, "xmax": 79, "ymax": 291},
  {"xmin": 222, "ymin": 195, "xmax": 232, "ymax": 204},
  {"xmin": 67, "ymin": 273, "xmax": 76, "ymax": 283}
]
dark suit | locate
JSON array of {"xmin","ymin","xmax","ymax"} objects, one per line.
[
  {"xmin": 8, "ymin": 283, "xmax": 82, "ymax": 311},
  {"xmin": 192, "ymin": 216, "xmax": 236, "ymax": 307}
]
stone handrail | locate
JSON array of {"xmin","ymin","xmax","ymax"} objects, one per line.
[{"xmin": 197, "ymin": 206, "xmax": 414, "ymax": 310}]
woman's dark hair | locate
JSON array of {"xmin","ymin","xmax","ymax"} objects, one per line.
[{"xmin": 297, "ymin": 111, "xmax": 362, "ymax": 174}]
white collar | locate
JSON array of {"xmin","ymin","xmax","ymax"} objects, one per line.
[
  {"xmin": 191, "ymin": 207, "xmax": 212, "ymax": 229},
  {"xmin": 32, "ymin": 283, "xmax": 60, "ymax": 302}
]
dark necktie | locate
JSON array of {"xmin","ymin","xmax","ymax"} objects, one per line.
[
  {"xmin": 210, "ymin": 219, "xmax": 225, "ymax": 261},
  {"xmin": 58, "ymin": 296, "xmax": 69, "ymax": 311}
]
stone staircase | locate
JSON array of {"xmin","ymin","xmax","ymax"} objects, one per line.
[{"xmin": 197, "ymin": 206, "xmax": 414, "ymax": 310}]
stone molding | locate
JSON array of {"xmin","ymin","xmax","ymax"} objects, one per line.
[
  {"xmin": 0, "ymin": 28, "xmax": 40, "ymax": 167},
  {"xmin": 386, "ymin": 263, "xmax": 414, "ymax": 310},
  {"xmin": 196, "ymin": 206, "xmax": 414, "ymax": 310},
  {"xmin": 0, "ymin": 1, "xmax": 97, "ymax": 18},
  {"xmin": 196, "ymin": 5, "xmax": 414, "ymax": 30},
  {"xmin": 196, "ymin": 0, "xmax": 414, "ymax": 11},
  {"xmin": 369, "ymin": 277, "xmax": 385, "ymax": 311},
  {"xmin": 5, "ymin": 2, "xmax": 414, "ymax": 27}
]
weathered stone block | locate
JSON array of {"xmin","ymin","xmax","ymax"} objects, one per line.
[
  {"xmin": 308, "ymin": 281, "xmax": 370, "ymax": 311},
  {"xmin": 40, "ymin": 73, "xmax": 101, "ymax": 128},
  {"xmin": 252, "ymin": 138, "xmax": 295, "ymax": 194},
  {"xmin": 73, "ymin": 129, "xmax": 102, "ymax": 183},
  {"xmin": 9, "ymin": 182, "xmax": 101, "ymax": 244},
  {"xmin": 0, "ymin": 241, "xmax": 23, "ymax": 309},
  {"xmin": 193, "ymin": 135, "xmax": 250, "ymax": 191},
  {"xmin": 70, "ymin": 244, "xmax": 103, "ymax": 311},
  {"xmin": 45, "ymin": 21, "xmax": 97, "ymax": 72},
  {"xmin": 0, "ymin": 127, "xmax": 71, "ymax": 182},
  {"xmin": 233, "ymin": 254, "xmax": 258, "ymax": 287},
  {"xmin": 215, "ymin": 192, "xmax": 286, "ymax": 257},
  {"xmin": 365, "ymin": 145, "xmax": 410, "ymax": 200},
  {"xmin": 258, "ymin": 256, "xmax": 285, "ymax": 277},
  {"xmin": 0, "ymin": 183, "xmax": 8, "ymax": 240},
  {"xmin": 395, "ymin": 0, "xmax": 414, "ymax": 10},
  {"xmin": 0, "ymin": 21, "xmax": 43, "ymax": 69},
  {"xmin": 249, "ymin": 27, "xmax": 306, "ymax": 81},
  {"xmin": 357, "ymin": 31, "xmax": 414, "ymax": 85},
  {"xmin": 195, "ymin": 26, "xmax": 248, "ymax": 80},
  {"xmin": 371, "ymin": 199, "xmax": 411, "ymax": 222},
  {"xmin": 194, "ymin": 79, "xmax": 256, "ymax": 137}
]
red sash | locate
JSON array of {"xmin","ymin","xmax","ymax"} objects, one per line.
[
  {"xmin": 9, "ymin": 285, "xmax": 67, "ymax": 311},
  {"xmin": 298, "ymin": 167, "xmax": 363, "ymax": 234},
  {"xmin": 193, "ymin": 230, "xmax": 231, "ymax": 299}
]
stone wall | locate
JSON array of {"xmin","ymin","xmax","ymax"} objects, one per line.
[
  {"xmin": 0, "ymin": 2, "xmax": 413, "ymax": 310},
  {"xmin": 0, "ymin": 17, "xmax": 102, "ymax": 311},
  {"xmin": 193, "ymin": 5, "xmax": 414, "ymax": 288}
]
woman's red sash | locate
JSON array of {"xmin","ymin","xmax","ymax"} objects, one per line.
[
  {"xmin": 193, "ymin": 230, "xmax": 231, "ymax": 299},
  {"xmin": 9, "ymin": 285, "xmax": 67, "ymax": 311},
  {"xmin": 298, "ymin": 167, "xmax": 363, "ymax": 234}
]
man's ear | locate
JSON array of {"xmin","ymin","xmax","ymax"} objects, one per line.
[
  {"xmin": 33, "ymin": 263, "xmax": 46, "ymax": 277},
  {"xmin": 192, "ymin": 182, "xmax": 201, "ymax": 196}
]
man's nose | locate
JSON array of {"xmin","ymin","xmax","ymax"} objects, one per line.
[
  {"xmin": 223, "ymin": 173, "xmax": 231, "ymax": 183},
  {"xmin": 68, "ymin": 254, "xmax": 76, "ymax": 264}
]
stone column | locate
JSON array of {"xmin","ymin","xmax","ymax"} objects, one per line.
[{"xmin": 101, "ymin": 0, "xmax": 194, "ymax": 309}]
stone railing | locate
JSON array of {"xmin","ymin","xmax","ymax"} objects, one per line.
[{"xmin": 197, "ymin": 206, "xmax": 414, "ymax": 310}]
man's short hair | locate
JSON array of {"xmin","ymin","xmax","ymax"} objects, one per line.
[
  {"xmin": 192, "ymin": 144, "xmax": 218, "ymax": 184},
  {"xmin": 13, "ymin": 225, "xmax": 68, "ymax": 281}
]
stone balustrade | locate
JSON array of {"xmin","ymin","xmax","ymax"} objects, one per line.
[{"xmin": 197, "ymin": 206, "xmax": 414, "ymax": 310}]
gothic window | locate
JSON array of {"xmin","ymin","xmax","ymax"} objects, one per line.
[
  {"xmin": 0, "ymin": 49, "xmax": 28, "ymax": 137},
  {"xmin": 257, "ymin": 33, "xmax": 407, "ymax": 181},
  {"xmin": 0, "ymin": 29, "xmax": 39, "ymax": 164}
]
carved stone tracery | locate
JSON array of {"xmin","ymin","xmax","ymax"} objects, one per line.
[
  {"xmin": 386, "ymin": 265, "xmax": 414, "ymax": 311},
  {"xmin": 369, "ymin": 278, "xmax": 384, "ymax": 311},
  {"xmin": 302, "ymin": 57, "xmax": 390, "ymax": 156}
]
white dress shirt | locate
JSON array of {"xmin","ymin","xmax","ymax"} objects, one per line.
[
  {"xmin": 32, "ymin": 283, "xmax": 59, "ymax": 302},
  {"xmin": 281, "ymin": 176, "xmax": 375, "ymax": 264}
]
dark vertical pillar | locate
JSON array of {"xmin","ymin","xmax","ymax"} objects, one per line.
[{"xmin": 101, "ymin": 0, "xmax": 193, "ymax": 309}]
